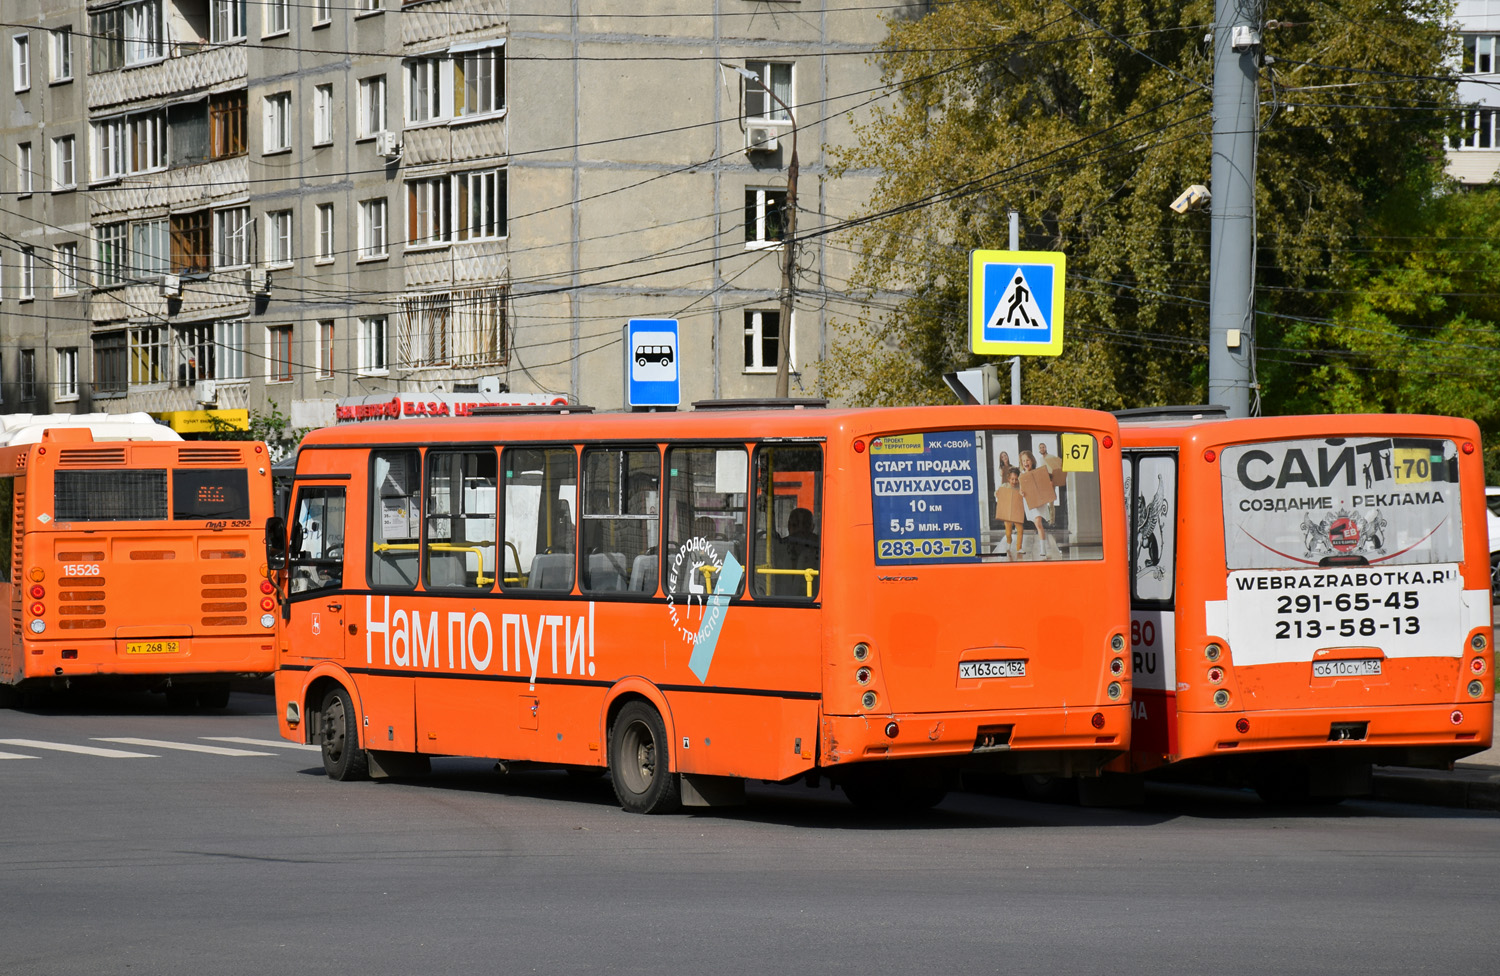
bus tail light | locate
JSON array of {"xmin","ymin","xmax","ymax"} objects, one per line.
[
  {"xmin": 1107, "ymin": 682, "xmax": 1122, "ymax": 700},
  {"xmin": 1451, "ymin": 710, "xmax": 1465, "ymax": 725},
  {"xmin": 29, "ymin": 567, "xmax": 44, "ymax": 582},
  {"xmin": 1203, "ymin": 449, "xmax": 1217, "ymax": 463},
  {"xmin": 29, "ymin": 620, "xmax": 44, "ymax": 634},
  {"xmin": 1462, "ymin": 441, "xmax": 1475, "ymax": 454},
  {"xmin": 1467, "ymin": 680, "xmax": 1485, "ymax": 699},
  {"xmin": 29, "ymin": 602, "xmax": 44, "ymax": 616},
  {"xmin": 1213, "ymin": 690, "xmax": 1231, "ymax": 708},
  {"xmin": 1471, "ymin": 633, "xmax": 1488, "ymax": 651},
  {"xmin": 1235, "ymin": 718, "xmax": 1250, "ymax": 734},
  {"xmin": 260, "ymin": 580, "xmax": 275, "ymax": 595},
  {"xmin": 261, "ymin": 614, "xmax": 276, "ymax": 629},
  {"xmin": 1207, "ymin": 667, "xmax": 1224, "ymax": 684},
  {"xmin": 856, "ymin": 667, "xmax": 872, "ymax": 685},
  {"xmin": 1091, "ymin": 712, "xmax": 1105, "ymax": 729},
  {"xmin": 29, "ymin": 585, "xmax": 44, "ymax": 599},
  {"xmin": 853, "ymin": 642, "xmax": 870, "ymax": 661},
  {"xmin": 1111, "ymin": 633, "xmax": 1125, "ymax": 652},
  {"xmin": 1205, "ymin": 642, "xmax": 1223, "ymax": 662},
  {"xmin": 1471, "ymin": 657, "xmax": 1487, "ymax": 675},
  {"xmin": 861, "ymin": 691, "xmax": 877, "ymax": 710},
  {"xmin": 1110, "ymin": 657, "xmax": 1125, "ymax": 676},
  {"xmin": 884, "ymin": 722, "xmax": 899, "ymax": 739}
]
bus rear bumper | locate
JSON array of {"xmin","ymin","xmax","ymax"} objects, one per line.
[
  {"xmin": 19, "ymin": 636, "xmax": 278, "ymax": 679},
  {"xmin": 1177, "ymin": 701, "xmax": 1494, "ymax": 767},
  {"xmin": 822, "ymin": 703, "xmax": 1131, "ymax": 774}
]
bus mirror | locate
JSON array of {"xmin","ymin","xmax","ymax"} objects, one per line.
[{"xmin": 265, "ymin": 516, "xmax": 288, "ymax": 570}]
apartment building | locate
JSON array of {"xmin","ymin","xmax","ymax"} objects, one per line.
[
  {"xmin": 1, "ymin": 1, "xmax": 916, "ymax": 429},
  {"xmin": 1451, "ymin": 0, "xmax": 1500, "ymax": 183}
]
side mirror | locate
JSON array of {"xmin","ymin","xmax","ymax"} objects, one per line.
[{"xmin": 265, "ymin": 516, "xmax": 287, "ymax": 571}]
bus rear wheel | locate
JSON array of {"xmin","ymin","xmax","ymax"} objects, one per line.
[
  {"xmin": 608, "ymin": 701, "xmax": 681, "ymax": 814},
  {"xmin": 321, "ymin": 687, "xmax": 369, "ymax": 781}
]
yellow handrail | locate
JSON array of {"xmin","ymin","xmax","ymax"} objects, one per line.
[
  {"xmin": 754, "ymin": 566, "xmax": 820, "ymax": 598},
  {"xmin": 372, "ymin": 542, "xmax": 494, "ymax": 586}
]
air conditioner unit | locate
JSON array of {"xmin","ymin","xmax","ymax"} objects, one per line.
[
  {"xmin": 159, "ymin": 272, "xmax": 181, "ymax": 298},
  {"xmin": 478, "ymin": 375, "xmax": 508, "ymax": 395},
  {"xmin": 375, "ymin": 131, "xmax": 402, "ymax": 157},
  {"xmin": 745, "ymin": 126, "xmax": 779, "ymax": 153},
  {"xmin": 245, "ymin": 268, "xmax": 271, "ymax": 296},
  {"xmin": 195, "ymin": 380, "xmax": 217, "ymax": 405}
]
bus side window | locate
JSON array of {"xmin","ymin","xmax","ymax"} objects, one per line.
[
  {"xmin": 502, "ymin": 446, "xmax": 578, "ymax": 592},
  {"xmin": 664, "ymin": 446, "xmax": 748, "ymax": 598},
  {"xmin": 424, "ymin": 450, "xmax": 498, "ymax": 590},
  {"xmin": 751, "ymin": 445, "xmax": 822, "ymax": 599},
  {"xmin": 0, "ymin": 477, "xmax": 13, "ymax": 583},
  {"xmin": 581, "ymin": 447, "xmax": 660, "ymax": 595},
  {"xmin": 290, "ymin": 487, "xmax": 346, "ymax": 594},
  {"xmin": 371, "ymin": 450, "xmax": 421, "ymax": 589}
]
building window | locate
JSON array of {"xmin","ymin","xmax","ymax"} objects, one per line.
[
  {"xmin": 313, "ymin": 0, "xmax": 332, "ymax": 26},
  {"xmin": 313, "ymin": 84, "xmax": 333, "ymax": 145},
  {"xmin": 129, "ymin": 325, "xmax": 169, "ymax": 387},
  {"xmin": 89, "ymin": 1, "xmax": 164, "ymax": 72},
  {"xmin": 360, "ymin": 0, "xmax": 383, "ymax": 14},
  {"xmin": 316, "ymin": 203, "xmax": 335, "ymax": 262},
  {"xmin": 51, "ymin": 135, "xmax": 75, "ymax": 190},
  {"xmin": 1463, "ymin": 34, "xmax": 1498, "ymax": 74},
  {"xmin": 358, "ymin": 316, "xmax": 388, "ymax": 373},
  {"xmin": 405, "ymin": 43, "xmax": 504, "ymax": 125},
  {"xmin": 358, "ymin": 198, "xmax": 388, "ymax": 259},
  {"xmin": 214, "ymin": 206, "xmax": 251, "ymax": 268},
  {"xmin": 743, "ymin": 61, "xmax": 792, "ymax": 123},
  {"xmin": 55, "ymin": 348, "xmax": 78, "ymax": 400},
  {"xmin": 210, "ymin": 90, "xmax": 247, "ymax": 158},
  {"xmin": 132, "ymin": 218, "xmax": 168, "ymax": 278},
  {"xmin": 55, "ymin": 242, "xmax": 78, "ymax": 294},
  {"xmin": 176, "ymin": 323, "xmax": 214, "ymax": 385},
  {"xmin": 212, "ymin": 0, "xmax": 246, "ymax": 43},
  {"xmin": 19, "ymin": 248, "xmax": 34, "ymax": 300},
  {"xmin": 456, "ymin": 168, "xmax": 506, "ymax": 240},
  {"xmin": 263, "ymin": 92, "xmax": 292, "ymax": 153},
  {"xmin": 94, "ymin": 331, "xmax": 128, "ymax": 394},
  {"xmin": 406, "ymin": 177, "xmax": 450, "ymax": 247},
  {"xmin": 745, "ymin": 187, "xmax": 787, "ymax": 248},
  {"xmin": 13, "ymin": 34, "xmax": 29, "ymax": 92},
  {"xmin": 266, "ymin": 210, "xmax": 293, "ymax": 265},
  {"xmin": 265, "ymin": 0, "xmax": 289, "ymax": 35},
  {"xmin": 171, "ymin": 209, "xmax": 210, "ymax": 274},
  {"xmin": 19, "ymin": 350, "xmax": 37, "ymax": 402},
  {"xmin": 50, "ymin": 27, "xmax": 72, "ymax": 83},
  {"xmin": 267, "ymin": 325, "xmax": 293, "ymax": 382},
  {"xmin": 17, "ymin": 142, "xmax": 31, "ymax": 196},
  {"xmin": 215, "ymin": 319, "xmax": 246, "ymax": 380},
  {"xmin": 359, "ymin": 75, "xmax": 387, "ymax": 137},
  {"xmin": 92, "ymin": 110, "xmax": 167, "ymax": 181},
  {"xmin": 96, "ymin": 222, "xmax": 128, "ymax": 287},
  {"xmin": 1455, "ymin": 109, "xmax": 1497, "ymax": 150},
  {"xmin": 398, "ymin": 288, "xmax": 507, "ymax": 367},
  {"xmin": 317, "ymin": 320, "xmax": 335, "ymax": 378},
  {"xmin": 744, "ymin": 309, "xmax": 792, "ymax": 374}
]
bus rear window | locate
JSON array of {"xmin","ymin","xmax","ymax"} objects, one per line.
[
  {"xmin": 56, "ymin": 470, "xmax": 168, "ymax": 521},
  {"xmin": 870, "ymin": 429, "xmax": 1104, "ymax": 565},
  {"xmin": 1221, "ymin": 437, "xmax": 1463, "ymax": 569},
  {"xmin": 172, "ymin": 469, "xmax": 251, "ymax": 520}
]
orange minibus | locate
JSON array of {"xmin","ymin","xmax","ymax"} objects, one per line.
[
  {"xmin": 1116, "ymin": 408, "xmax": 1493, "ymax": 802},
  {"xmin": 0, "ymin": 414, "xmax": 278, "ymax": 707},
  {"xmin": 270, "ymin": 401, "xmax": 1132, "ymax": 812}
]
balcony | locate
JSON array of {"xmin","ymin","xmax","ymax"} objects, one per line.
[
  {"xmin": 90, "ymin": 156, "xmax": 249, "ymax": 220},
  {"xmin": 88, "ymin": 43, "xmax": 247, "ymax": 111}
]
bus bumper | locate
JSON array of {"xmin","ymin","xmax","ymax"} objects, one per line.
[
  {"xmin": 19, "ymin": 636, "xmax": 278, "ymax": 680},
  {"xmin": 821, "ymin": 703, "xmax": 1131, "ymax": 774}
]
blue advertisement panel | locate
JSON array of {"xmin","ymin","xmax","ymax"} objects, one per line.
[{"xmin": 869, "ymin": 432, "xmax": 982, "ymax": 565}]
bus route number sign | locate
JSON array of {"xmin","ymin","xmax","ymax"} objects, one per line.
[{"xmin": 870, "ymin": 432, "xmax": 982, "ymax": 565}]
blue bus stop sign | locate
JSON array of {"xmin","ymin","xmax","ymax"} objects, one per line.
[
  {"xmin": 970, "ymin": 250, "xmax": 1066, "ymax": 356},
  {"xmin": 627, "ymin": 319, "xmax": 680, "ymax": 407}
]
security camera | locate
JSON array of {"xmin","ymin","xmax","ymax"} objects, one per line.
[{"xmin": 1170, "ymin": 184, "xmax": 1211, "ymax": 214}]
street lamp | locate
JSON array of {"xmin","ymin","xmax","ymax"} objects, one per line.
[{"xmin": 724, "ymin": 63, "xmax": 798, "ymax": 398}]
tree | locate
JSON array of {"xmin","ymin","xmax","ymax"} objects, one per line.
[
  {"xmin": 204, "ymin": 404, "xmax": 308, "ymax": 462},
  {"xmin": 825, "ymin": 0, "xmax": 1461, "ymax": 414}
]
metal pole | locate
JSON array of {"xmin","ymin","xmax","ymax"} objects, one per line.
[
  {"xmin": 1207, "ymin": 0, "xmax": 1262, "ymax": 417},
  {"xmin": 776, "ymin": 128, "xmax": 798, "ymax": 398},
  {"xmin": 1008, "ymin": 210, "xmax": 1021, "ymax": 406}
]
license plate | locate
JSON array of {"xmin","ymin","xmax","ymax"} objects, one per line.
[
  {"xmin": 126, "ymin": 640, "xmax": 180, "ymax": 655},
  {"xmin": 959, "ymin": 659, "xmax": 1026, "ymax": 679},
  {"xmin": 1313, "ymin": 658, "xmax": 1381, "ymax": 677}
]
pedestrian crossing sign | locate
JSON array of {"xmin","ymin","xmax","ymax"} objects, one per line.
[{"xmin": 970, "ymin": 249, "xmax": 1066, "ymax": 356}]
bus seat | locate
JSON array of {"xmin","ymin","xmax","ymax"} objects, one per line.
[
  {"xmin": 528, "ymin": 552, "xmax": 574, "ymax": 590},
  {"xmin": 629, "ymin": 554, "xmax": 658, "ymax": 592},
  {"xmin": 586, "ymin": 551, "xmax": 629, "ymax": 591}
]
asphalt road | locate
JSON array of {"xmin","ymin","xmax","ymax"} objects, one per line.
[{"xmin": 1, "ymin": 690, "xmax": 1496, "ymax": 976}]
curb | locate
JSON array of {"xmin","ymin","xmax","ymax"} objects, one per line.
[{"xmin": 1371, "ymin": 765, "xmax": 1500, "ymax": 812}]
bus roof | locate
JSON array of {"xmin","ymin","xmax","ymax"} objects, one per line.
[{"xmin": 0, "ymin": 412, "xmax": 184, "ymax": 446}]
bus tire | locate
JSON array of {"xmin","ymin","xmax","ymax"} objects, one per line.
[
  {"xmin": 199, "ymin": 681, "xmax": 232, "ymax": 709},
  {"xmin": 608, "ymin": 701, "xmax": 681, "ymax": 814},
  {"xmin": 321, "ymin": 687, "xmax": 370, "ymax": 782}
]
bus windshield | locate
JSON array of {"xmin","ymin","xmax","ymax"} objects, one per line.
[
  {"xmin": 1221, "ymin": 436, "xmax": 1464, "ymax": 570},
  {"xmin": 870, "ymin": 428, "xmax": 1103, "ymax": 563}
]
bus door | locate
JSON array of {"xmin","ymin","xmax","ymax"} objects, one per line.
[
  {"xmin": 284, "ymin": 482, "xmax": 349, "ymax": 662},
  {"xmin": 1125, "ymin": 449, "xmax": 1178, "ymax": 767}
]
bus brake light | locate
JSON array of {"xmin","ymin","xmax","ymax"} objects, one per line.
[
  {"xmin": 1203, "ymin": 449, "xmax": 1216, "ymax": 463},
  {"xmin": 1091, "ymin": 712, "xmax": 1105, "ymax": 729},
  {"xmin": 29, "ymin": 602, "xmax": 44, "ymax": 616},
  {"xmin": 1235, "ymin": 718, "xmax": 1250, "ymax": 734},
  {"xmin": 260, "ymin": 580, "xmax": 275, "ymax": 594},
  {"xmin": 1472, "ymin": 657, "xmax": 1487, "ymax": 675},
  {"xmin": 29, "ymin": 585, "xmax": 44, "ymax": 599}
]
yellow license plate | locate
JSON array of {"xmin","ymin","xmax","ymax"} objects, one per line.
[{"xmin": 126, "ymin": 640, "xmax": 180, "ymax": 655}]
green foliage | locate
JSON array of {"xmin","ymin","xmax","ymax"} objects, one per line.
[
  {"xmin": 826, "ymin": 0, "xmax": 1465, "ymax": 420},
  {"xmin": 205, "ymin": 404, "xmax": 309, "ymax": 462}
]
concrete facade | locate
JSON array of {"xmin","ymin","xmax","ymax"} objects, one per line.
[
  {"xmin": 1, "ymin": 0, "xmax": 920, "ymax": 427},
  {"xmin": 1450, "ymin": 0, "xmax": 1500, "ymax": 184}
]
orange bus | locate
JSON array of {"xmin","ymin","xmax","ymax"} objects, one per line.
[
  {"xmin": 0, "ymin": 414, "xmax": 278, "ymax": 708},
  {"xmin": 1116, "ymin": 408, "xmax": 1494, "ymax": 802},
  {"xmin": 269, "ymin": 401, "xmax": 1132, "ymax": 813}
]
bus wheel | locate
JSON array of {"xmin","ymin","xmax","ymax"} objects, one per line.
[
  {"xmin": 320, "ymin": 687, "xmax": 370, "ymax": 782},
  {"xmin": 608, "ymin": 701, "xmax": 681, "ymax": 814},
  {"xmin": 198, "ymin": 682, "xmax": 232, "ymax": 710}
]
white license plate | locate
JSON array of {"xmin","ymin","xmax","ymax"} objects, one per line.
[
  {"xmin": 959, "ymin": 659, "xmax": 1026, "ymax": 679},
  {"xmin": 1313, "ymin": 658, "xmax": 1382, "ymax": 677}
]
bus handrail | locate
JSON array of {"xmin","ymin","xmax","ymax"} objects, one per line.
[
  {"xmin": 754, "ymin": 566, "xmax": 820, "ymax": 598},
  {"xmin": 372, "ymin": 542, "xmax": 494, "ymax": 586}
]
